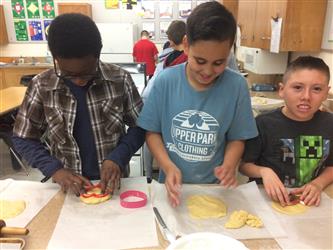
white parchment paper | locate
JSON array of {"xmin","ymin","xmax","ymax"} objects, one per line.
[
  {"xmin": 0, "ymin": 179, "xmax": 60, "ymax": 227},
  {"xmin": 47, "ymin": 177, "xmax": 158, "ymax": 250},
  {"xmin": 151, "ymin": 181, "xmax": 286, "ymax": 240}
]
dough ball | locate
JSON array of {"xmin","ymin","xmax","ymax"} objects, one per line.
[
  {"xmin": 80, "ymin": 186, "xmax": 111, "ymax": 205},
  {"xmin": 224, "ymin": 210, "xmax": 248, "ymax": 229},
  {"xmin": 246, "ymin": 214, "xmax": 263, "ymax": 228},
  {"xmin": 0, "ymin": 200, "xmax": 26, "ymax": 219},
  {"xmin": 225, "ymin": 210, "xmax": 263, "ymax": 229},
  {"xmin": 271, "ymin": 201, "xmax": 308, "ymax": 215},
  {"xmin": 186, "ymin": 195, "xmax": 227, "ymax": 219}
]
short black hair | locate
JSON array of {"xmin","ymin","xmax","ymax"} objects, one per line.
[
  {"xmin": 166, "ymin": 20, "xmax": 186, "ymax": 45},
  {"xmin": 48, "ymin": 13, "xmax": 102, "ymax": 58},
  {"xmin": 283, "ymin": 56, "xmax": 330, "ymax": 83},
  {"xmin": 186, "ymin": 1, "xmax": 236, "ymax": 46},
  {"xmin": 141, "ymin": 30, "xmax": 149, "ymax": 37}
]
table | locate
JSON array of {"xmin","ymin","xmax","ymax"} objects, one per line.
[
  {"xmin": 0, "ymin": 87, "xmax": 27, "ymax": 115},
  {"xmin": 19, "ymin": 183, "xmax": 333, "ymax": 250}
]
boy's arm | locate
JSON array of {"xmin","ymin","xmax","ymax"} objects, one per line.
[
  {"xmin": 146, "ymin": 131, "xmax": 182, "ymax": 207},
  {"xmin": 239, "ymin": 162, "xmax": 290, "ymax": 206},
  {"xmin": 291, "ymin": 166, "xmax": 333, "ymax": 206},
  {"xmin": 311, "ymin": 166, "xmax": 333, "ymax": 190},
  {"xmin": 215, "ymin": 140, "xmax": 244, "ymax": 188}
]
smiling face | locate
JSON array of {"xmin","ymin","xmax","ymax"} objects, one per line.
[
  {"xmin": 279, "ymin": 69, "xmax": 330, "ymax": 121},
  {"xmin": 184, "ymin": 37, "xmax": 231, "ymax": 91}
]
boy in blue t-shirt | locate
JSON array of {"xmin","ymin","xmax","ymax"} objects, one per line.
[
  {"xmin": 137, "ymin": 2, "xmax": 258, "ymax": 207},
  {"xmin": 240, "ymin": 56, "xmax": 333, "ymax": 207}
]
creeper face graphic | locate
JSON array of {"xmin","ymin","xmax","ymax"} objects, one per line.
[
  {"xmin": 295, "ymin": 135, "xmax": 323, "ymax": 186},
  {"xmin": 299, "ymin": 136, "xmax": 323, "ymax": 159}
]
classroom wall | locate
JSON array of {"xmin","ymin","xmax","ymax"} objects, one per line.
[{"xmin": 0, "ymin": 0, "xmax": 142, "ymax": 58}]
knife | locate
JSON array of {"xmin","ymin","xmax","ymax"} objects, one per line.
[{"xmin": 153, "ymin": 207, "xmax": 176, "ymax": 243}]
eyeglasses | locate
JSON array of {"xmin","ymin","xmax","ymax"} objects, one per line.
[{"xmin": 53, "ymin": 58, "xmax": 100, "ymax": 82}]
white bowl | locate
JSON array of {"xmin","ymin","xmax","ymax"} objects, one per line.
[{"xmin": 166, "ymin": 232, "xmax": 248, "ymax": 250}]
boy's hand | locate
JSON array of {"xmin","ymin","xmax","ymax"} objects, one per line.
[
  {"xmin": 290, "ymin": 182, "xmax": 322, "ymax": 206},
  {"xmin": 214, "ymin": 165, "xmax": 237, "ymax": 188},
  {"xmin": 164, "ymin": 166, "xmax": 182, "ymax": 207},
  {"xmin": 100, "ymin": 160, "xmax": 121, "ymax": 194},
  {"xmin": 260, "ymin": 167, "xmax": 290, "ymax": 206},
  {"xmin": 52, "ymin": 168, "xmax": 92, "ymax": 196}
]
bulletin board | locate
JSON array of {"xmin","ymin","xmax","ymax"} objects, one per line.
[
  {"xmin": 3, "ymin": 0, "xmax": 55, "ymax": 43},
  {"xmin": 138, "ymin": 0, "xmax": 202, "ymax": 43},
  {"xmin": 321, "ymin": 0, "xmax": 333, "ymax": 50}
]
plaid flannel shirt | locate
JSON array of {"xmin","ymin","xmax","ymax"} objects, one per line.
[{"xmin": 13, "ymin": 61, "xmax": 143, "ymax": 175}]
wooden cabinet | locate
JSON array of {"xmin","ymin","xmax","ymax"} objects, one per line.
[
  {"xmin": 0, "ymin": 69, "xmax": 4, "ymax": 89},
  {"xmin": 0, "ymin": 5, "xmax": 9, "ymax": 45},
  {"xmin": 238, "ymin": 0, "xmax": 327, "ymax": 51},
  {"xmin": 218, "ymin": 0, "xmax": 239, "ymax": 20},
  {"xmin": 0, "ymin": 66, "xmax": 51, "ymax": 89},
  {"xmin": 57, "ymin": 3, "xmax": 92, "ymax": 18}
]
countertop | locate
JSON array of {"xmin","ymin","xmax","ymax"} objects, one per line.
[{"xmin": 0, "ymin": 62, "xmax": 53, "ymax": 68}]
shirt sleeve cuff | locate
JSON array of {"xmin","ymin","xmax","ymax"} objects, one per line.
[
  {"xmin": 39, "ymin": 158, "xmax": 63, "ymax": 177},
  {"xmin": 105, "ymin": 144, "xmax": 129, "ymax": 173}
]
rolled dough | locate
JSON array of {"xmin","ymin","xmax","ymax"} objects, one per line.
[
  {"xmin": 0, "ymin": 200, "xmax": 26, "ymax": 219},
  {"xmin": 271, "ymin": 201, "xmax": 308, "ymax": 215},
  {"xmin": 186, "ymin": 195, "xmax": 227, "ymax": 219}
]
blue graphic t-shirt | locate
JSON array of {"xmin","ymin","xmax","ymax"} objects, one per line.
[{"xmin": 138, "ymin": 63, "xmax": 258, "ymax": 183}]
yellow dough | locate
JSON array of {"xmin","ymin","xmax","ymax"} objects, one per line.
[
  {"xmin": 246, "ymin": 214, "xmax": 263, "ymax": 228},
  {"xmin": 225, "ymin": 210, "xmax": 263, "ymax": 229},
  {"xmin": 80, "ymin": 187, "xmax": 111, "ymax": 205},
  {"xmin": 271, "ymin": 201, "xmax": 308, "ymax": 215},
  {"xmin": 186, "ymin": 195, "xmax": 227, "ymax": 219},
  {"xmin": 0, "ymin": 200, "xmax": 26, "ymax": 219}
]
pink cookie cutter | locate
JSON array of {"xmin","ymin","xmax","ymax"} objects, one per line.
[{"xmin": 120, "ymin": 190, "xmax": 147, "ymax": 208}]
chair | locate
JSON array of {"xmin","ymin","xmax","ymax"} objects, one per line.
[
  {"xmin": 0, "ymin": 111, "xmax": 28, "ymax": 173},
  {"xmin": 20, "ymin": 74, "xmax": 36, "ymax": 86}
]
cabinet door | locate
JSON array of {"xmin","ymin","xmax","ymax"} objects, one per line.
[
  {"xmin": 280, "ymin": 0, "xmax": 326, "ymax": 51},
  {"xmin": 252, "ymin": 1, "xmax": 274, "ymax": 49},
  {"xmin": 57, "ymin": 3, "xmax": 92, "ymax": 18},
  {"xmin": 0, "ymin": 69, "xmax": 4, "ymax": 89},
  {"xmin": 237, "ymin": 0, "xmax": 256, "ymax": 47},
  {"xmin": 0, "ymin": 5, "xmax": 9, "ymax": 45}
]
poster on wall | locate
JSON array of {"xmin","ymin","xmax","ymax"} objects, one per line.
[
  {"xmin": 141, "ymin": 1, "xmax": 154, "ymax": 19},
  {"xmin": 105, "ymin": 0, "xmax": 119, "ymax": 9},
  {"xmin": 26, "ymin": 0, "xmax": 40, "ymax": 19},
  {"xmin": 28, "ymin": 20, "xmax": 43, "ymax": 40},
  {"xmin": 44, "ymin": 20, "xmax": 52, "ymax": 39},
  {"xmin": 11, "ymin": 0, "xmax": 26, "ymax": 19},
  {"xmin": 142, "ymin": 22, "xmax": 155, "ymax": 39},
  {"xmin": 41, "ymin": 0, "xmax": 55, "ymax": 18},
  {"xmin": 160, "ymin": 21, "xmax": 171, "ymax": 39},
  {"xmin": 14, "ymin": 20, "xmax": 28, "ymax": 41},
  {"xmin": 329, "ymin": 18, "xmax": 333, "ymax": 42},
  {"xmin": 159, "ymin": 1, "xmax": 172, "ymax": 19},
  {"xmin": 178, "ymin": 1, "xmax": 191, "ymax": 18}
]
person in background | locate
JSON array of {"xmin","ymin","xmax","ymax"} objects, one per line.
[
  {"xmin": 157, "ymin": 41, "xmax": 173, "ymax": 63},
  {"xmin": 138, "ymin": 2, "xmax": 257, "ymax": 207},
  {"xmin": 133, "ymin": 30, "xmax": 159, "ymax": 79},
  {"xmin": 240, "ymin": 56, "xmax": 333, "ymax": 207},
  {"xmin": 12, "ymin": 13, "xmax": 145, "ymax": 195},
  {"xmin": 142, "ymin": 20, "xmax": 187, "ymax": 101},
  {"xmin": 142, "ymin": 20, "xmax": 187, "ymax": 183}
]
